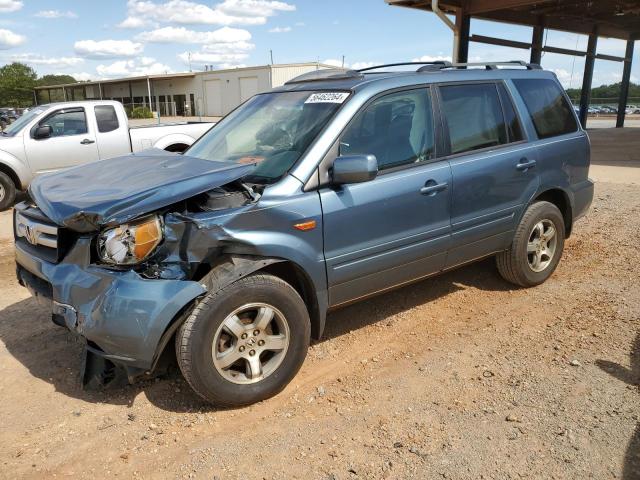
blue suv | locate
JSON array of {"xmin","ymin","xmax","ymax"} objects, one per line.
[{"xmin": 14, "ymin": 61, "xmax": 593, "ymax": 406}]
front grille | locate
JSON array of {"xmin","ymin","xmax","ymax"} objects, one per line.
[{"xmin": 14, "ymin": 204, "xmax": 71, "ymax": 263}]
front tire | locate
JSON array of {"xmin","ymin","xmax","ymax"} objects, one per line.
[
  {"xmin": 496, "ymin": 201, "xmax": 565, "ymax": 287},
  {"xmin": 0, "ymin": 172, "xmax": 16, "ymax": 211},
  {"xmin": 176, "ymin": 273, "xmax": 310, "ymax": 407}
]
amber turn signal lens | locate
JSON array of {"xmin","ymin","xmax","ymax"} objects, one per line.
[
  {"xmin": 133, "ymin": 217, "xmax": 162, "ymax": 260},
  {"xmin": 294, "ymin": 220, "xmax": 316, "ymax": 231}
]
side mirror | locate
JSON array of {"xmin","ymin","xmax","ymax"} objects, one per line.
[
  {"xmin": 332, "ymin": 154, "xmax": 378, "ymax": 185},
  {"xmin": 33, "ymin": 125, "xmax": 52, "ymax": 139}
]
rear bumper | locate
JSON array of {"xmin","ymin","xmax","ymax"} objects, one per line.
[
  {"xmin": 15, "ymin": 237, "xmax": 205, "ymax": 371},
  {"xmin": 572, "ymin": 178, "xmax": 595, "ymax": 221}
]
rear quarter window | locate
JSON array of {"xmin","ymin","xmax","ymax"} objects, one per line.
[
  {"xmin": 513, "ymin": 78, "xmax": 578, "ymax": 139},
  {"xmin": 95, "ymin": 105, "xmax": 120, "ymax": 133}
]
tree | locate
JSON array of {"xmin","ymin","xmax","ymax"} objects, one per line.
[
  {"xmin": 37, "ymin": 74, "xmax": 76, "ymax": 86},
  {"xmin": 0, "ymin": 62, "xmax": 37, "ymax": 107},
  {"xmin": 565, "ymin": 82, "xmax": 640, "ymax": 104}
]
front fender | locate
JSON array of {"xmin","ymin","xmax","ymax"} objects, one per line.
[{"xmin": 0, "ymin": 149, "xmax": 31, "ymax": 190}]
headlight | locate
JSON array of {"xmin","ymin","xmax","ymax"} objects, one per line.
[{"xmin": 97, "ymin": 215, "xmax": 163, "ymax": 265}]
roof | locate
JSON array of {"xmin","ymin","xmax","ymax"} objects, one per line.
[
  {"xmin": 387, "ymin": 0, "xmax": 640, "ymax": 40},
  {"xmin": 34, "ymin": 62, "xmax": 336, "ymax": 90},
  {"xmin": 272, "ymin": 62, "xmax": 554, "ymax": 92}
]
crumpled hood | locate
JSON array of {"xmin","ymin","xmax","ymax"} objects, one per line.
[{"xmin": 29, "ymin": 152, "xmax": 255, "ymax": 232}]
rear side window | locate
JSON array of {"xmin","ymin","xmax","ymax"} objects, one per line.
[
  {"xmin": 439, "ymin": 83, "xmax": 507, "ymax": 155},
  {"xmin": 513, "ymin": 78, "xmax": 578, "ymax": 139},
  {"xmin": 95, "ymin": 105, "xmax": 119, "ymax": 133}
]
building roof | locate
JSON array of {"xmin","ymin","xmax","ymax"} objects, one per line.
[
  {"xmin": 387, "ymin": 0, "xmax": 640, "ymax": 40},
  {"xmin": 34, "ymin": 62, "xmax": 335, "ymax": 91}
]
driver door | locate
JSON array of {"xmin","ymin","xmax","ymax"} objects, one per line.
[
  {"xmin": 319, "ymin": 87, "xmax": 452, "ymax": 306},
  {"xmin": 24, "ymin": 107, "xmax": 99, "ymax": 174}
]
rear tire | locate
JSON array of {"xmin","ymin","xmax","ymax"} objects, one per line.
[
  {"xmin": 0, "ymin": 172, "xmax": 16, "ymax": 211},
  {"xmin": 176, "ymin": 273, "xmax": 310, "ymax": 407},
  {"xmin": 496, "ymin": 201, "xmax": 565, "ymax": 287}
]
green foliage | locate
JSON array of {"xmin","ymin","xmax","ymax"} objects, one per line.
[
  {"xmin": 129, "ymin": 106, "xmax": 153, "ymax": 119},
  {"xmin": 565, "ymin": 82, "xmax": 640, "ymax": 103},
  {"xmin": 0, "ymin": 62, "xmax": 37, "ymax": 107},
  {"xmin": 37, "ymin": 74, "xmax": 77, "ymax": 86}
]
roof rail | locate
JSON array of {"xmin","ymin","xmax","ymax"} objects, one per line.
[
  {"xmin": 285, "ymin": 68, "xmax": 364, "ymax": 84},
  {"xmin": 442, "ymin": 60, "xmax": 542, "ymax": 70},
  {"xmin": 357, "ymin": 61, "xmax": 452, "ymax": 72},
  {"xmin": 356, "ymin": 60, "xmax": 541, "ymax": 74}
]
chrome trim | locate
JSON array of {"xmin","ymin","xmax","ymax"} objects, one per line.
[{"xmin": 15, "ymin": 210, "xmax": 58, "ymax": 249}]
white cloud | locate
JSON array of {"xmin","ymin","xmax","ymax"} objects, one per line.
[
  {"xmin": 96, "ymin": 58, "xmax": 173, "ymax": 78},
  {"xmin": 10, "ymin": 53, "xmax": 84, "ymax": 69},
  {"xmin": 117, "ymin": 16, "xmax": 157, "ymax": 29},
  {"xmin": 136, "ymin": 26, "xmax": 251, "ymax": 44},
  {"xmin": 0, "ymin": 28, "xmax": 25, "ymax": 49},
  {"xmin": 69, "ymin": 72, "xmax": 95, "ymax": 82},
  {"xmin": 178, "ymin": 50, "xmax": 249, "ymax": 66},
  {"xmin": 0, "ymin": 0, "xmax": 22, "ymax": 13},
  {"xmin": 119, "ymin": 0, "xmax": 294, "ymax": 27},
  {"xmin": 35, "ymin": 10, "xmax": 78, "ymax": 19},
  {"xmin": 411, "ymin": 54, "xmax": 452, "ymax": 63},
  {"xmin": 268, "ymin": 26, "xmax": 291, "ymax": 33},
  {"xmin": 74, "ymin": 39, "xmax": 144, "ymax": 59},
  {"xmin": 322, "ymin": 59, "xmax": 379, "ymax": 70}
]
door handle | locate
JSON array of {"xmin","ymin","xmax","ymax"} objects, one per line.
[
  {"xmin": 516, "ymin": 158, "xmax": 536, "ymax": 171},
  {"xmin": 80, "ymin": 138, "xmax": 95, "ymax": 145},
  {"xmin": 420, "ymin": 181, "xmax": 448, "ymax": 196}
]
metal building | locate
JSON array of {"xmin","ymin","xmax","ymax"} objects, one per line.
[{"xmin": 34, "ymin": 62, "xmax": 332, "ymax": 118}]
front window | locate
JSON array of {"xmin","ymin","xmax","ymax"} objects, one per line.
[
  {"xmin": 187, "ymin": 91, "xmax": 348, "ymax": 184},
  {"xmin": 2, "ymin": 107, "xmax": 47, "ymax": 136}
]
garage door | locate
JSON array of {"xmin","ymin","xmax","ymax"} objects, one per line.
[
  {"xmin": 239, "ymin": 76, "xmax": 259, "ymax": 103},
  {"xmin": 205, "ymin": 79, "xmax": 223, "ymax": 116}
]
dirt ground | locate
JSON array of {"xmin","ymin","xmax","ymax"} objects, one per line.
[{"xmin": 1, "ymin": 134, "xmax": 639, "ymax": 479}]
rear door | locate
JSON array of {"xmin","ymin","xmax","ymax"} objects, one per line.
[
  {"xmin": 320, "ymin": 87, "xmax": 452, "ymax": 306},
  {"xmin": 438, "ymin": 81, "xmax": 539, "ymax": 267},
  {"xmin": 24, "ymin": 106, "xmax": 100, "ymax": 174}
]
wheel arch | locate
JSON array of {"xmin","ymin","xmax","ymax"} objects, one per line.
[
  {"xmin": 152, "ymin": 133, "xmax": 195, "ymax": 152},
  {"xmin": 150, "ymin": 254, "xmax": 324, "ymax": 374},
  {"xmin": 0, "ymin": 162, "xmax": 21, "ymax": 192},
  {"xmin": 531, "ymin": 187, "xmax": 573, "ymax": 238}
]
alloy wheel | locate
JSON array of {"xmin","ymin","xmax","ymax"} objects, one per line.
[
  {"xmin": 527, "ymin": 219, "xmax": 557, "ymax": 273},
  {"xmin": 212, "ymin": 303, "xmax": 290, "ymax": 385}
]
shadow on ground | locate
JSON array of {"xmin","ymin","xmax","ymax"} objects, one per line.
[
  {"xmin": 597, "ymin": 333, "xmax": 640, "ymax": 480},
  {"xmin": 0, "ymin": 258, "xmax": 512, "ymax": 413}
]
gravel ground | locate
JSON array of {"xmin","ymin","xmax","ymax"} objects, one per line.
[{"xmin": 0, "ymin": 180, "xmax": 638, "ymax": 479}]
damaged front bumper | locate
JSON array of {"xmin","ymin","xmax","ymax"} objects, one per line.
[{"xmin": 15, "ymin": 236, "xmax": 206, "ymax": 379}]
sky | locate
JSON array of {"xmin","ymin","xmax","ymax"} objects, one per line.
[{"xmin": 0, "ymin": 0, "xmax": 638, "ymax": 90}]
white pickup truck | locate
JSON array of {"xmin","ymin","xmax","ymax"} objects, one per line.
[{"xmin": 0, "ymin": 100, "xmax": 215, "ymax": 209}]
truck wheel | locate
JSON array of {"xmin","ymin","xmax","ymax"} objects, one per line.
[
  {"xmin": 0, "ymin": 119, "xmax": 6, "ymax": 131},
  {"xmin": 176, "ymin": 273, "xmax": 310, "ymax": 406},
  {"xmin": 496, "ymin": 201, "xmax": 565, "ymax": 287},
  {"xmin": 0, "ymin": 172, "xmax": 16, "ymax": 211}
]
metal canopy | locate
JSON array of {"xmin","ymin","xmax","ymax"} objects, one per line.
[
  {"xmin": 386, "ymin": 1, "xmax": 640, "ymax": 40},
  {"xmin": 386, "ymin": 0, "xmax": 638, "ymax": 127}
]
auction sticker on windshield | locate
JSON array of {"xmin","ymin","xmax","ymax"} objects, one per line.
[{"xmin": 305, "ymin": 92, "xmax": 350, "ymax": 104}]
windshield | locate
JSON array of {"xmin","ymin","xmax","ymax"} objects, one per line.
[
  {"xmin": 3, "ymin": 107, "xmax": 47, "ymax": 136},
  {"xmin": 187, "ymin": 91, "xmax": 348, "ymax": 184}
]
